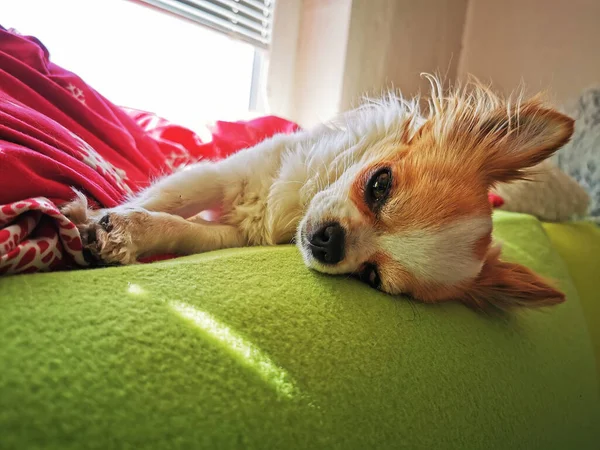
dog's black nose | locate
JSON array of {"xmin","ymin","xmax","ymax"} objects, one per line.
[{"xmin": 308, "ymin": 222, "xmax": 345, "ymax": 264}]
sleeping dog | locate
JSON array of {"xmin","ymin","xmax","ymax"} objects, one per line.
[{"xmin": 62, "ymin": 76, "xmax": 576, "ymax": 310}]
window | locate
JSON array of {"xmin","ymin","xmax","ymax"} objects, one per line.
[{"xmin": 1, "ymin": 0, "xmax": 271, "ymax": 132}]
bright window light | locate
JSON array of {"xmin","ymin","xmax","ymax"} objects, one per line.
[{"xmin": 1, "ymin": 0, "xmax": 260, "ymax": 132}]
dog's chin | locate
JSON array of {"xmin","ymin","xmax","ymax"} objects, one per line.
[{"xmin": 296, "ymin": 241, "xmax": 352, "ymax": 275}]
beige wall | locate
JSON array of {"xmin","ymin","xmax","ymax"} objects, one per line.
[
  {"xmin": 458, "ymin": 0, "xmax": 600, "ymax": 105},
  {"xmin": 269, "ymin": 0, "xmax": 467, "ymax": 127},
  {"xmin": 266, "ymin": 0, "xmax": 303, "ymax": 121},
  {"xmin": 268, "ymin": 0, "xmax": 600, "ymax": 125},
  {"xmin": 291, "ymin": 0, "xmax": 353, "ymax": 126},
  {"xmin": 341, "ymin": 0, "xmax": 467, "ymax": 111}
]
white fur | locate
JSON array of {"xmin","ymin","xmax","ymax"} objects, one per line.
[{"xmin": 379, "ymin": 216, "xmax": 492, "ymax": 285}]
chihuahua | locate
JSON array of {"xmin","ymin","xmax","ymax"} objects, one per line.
[{"xmin": 63, "ymin": 76, "xmax": 574, "ymax": 309}]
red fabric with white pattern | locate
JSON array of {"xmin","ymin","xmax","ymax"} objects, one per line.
[
  {"xmin": 0, "ymin": 198, "xmax": 86, "ymax": 274},
  {"xmin": 0, "ymin": 26, "xmax": 298, "ymax": 274}
]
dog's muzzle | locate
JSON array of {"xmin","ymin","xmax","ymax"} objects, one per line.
[{"xmin": 307, "ymin": 222, "xmax": 345, "ymax": 264}]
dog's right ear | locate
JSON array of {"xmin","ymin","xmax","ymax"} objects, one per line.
[
  {"xmin": 461, "ymin": 248, "xmax": 565, "ymax": 311},
  {"xmin": 474, "ymin": 100, "xmax": 574, "ymax": 185}
]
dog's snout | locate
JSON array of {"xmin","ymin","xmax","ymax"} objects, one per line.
[{"xmin": 308, "ymin": 222, "xmax": 345, "ymax": 264}]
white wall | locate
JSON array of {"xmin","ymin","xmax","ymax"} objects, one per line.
[
  {"xmin": 269, "ymin": 0, "xmax": 600, "ymax": 125},
  {"xmin": 458, "ymin": 0, "xmax": 600, "ymax": 105},
  {"xmin": 269, "ymin": 0, "xmax": 467, "ymax": 127},
  {"xmin": 341, "ymin": 0, "xmax": 468, "ymax": 111},
  {"xmin": 291, "ymin": 0, "xmax": 354, "ymax": 126}
]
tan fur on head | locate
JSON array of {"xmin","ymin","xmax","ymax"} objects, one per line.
[{"xmin": 417, "ymin": 74, "xmax": 574, "ymax": 185}]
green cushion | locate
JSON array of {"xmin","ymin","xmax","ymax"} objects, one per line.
[
  {"xmin": 0, "ymin": 211, "xmax": 598, "ymax": 450},
  {"xmin": 543, "ymin": 220, "xmax": 600, "ymax": 377}
]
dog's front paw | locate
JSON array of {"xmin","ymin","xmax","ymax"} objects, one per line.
[
  {"xmin": 61, "ymin": 192, "xmax": 147, "ymax": 265},
  {"xmin": 83, "ymin": 209, "xmax": 149, "ymax": 265},
  {"xmin": 60, "ymin": 192, "xmax": 109, "ymax": 265}
]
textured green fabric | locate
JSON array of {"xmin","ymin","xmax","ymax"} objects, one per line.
[
  {"xmin": 543, "ymin": 220, "xmax": 600, "ymax": 378},
  {"xmin": 0, "ymin": 211, "xmax": 598, "ymax": 450}
]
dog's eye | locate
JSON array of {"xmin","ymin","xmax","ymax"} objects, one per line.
[
  {"xmin": 365, "ymin": 168, "xmax": 392, "ymax": 210},
  {"xmin": 359, "ymin": 264, "xmax": 381, "ymax": 289}
]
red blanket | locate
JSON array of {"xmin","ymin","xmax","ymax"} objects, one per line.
[
  {"xmin": 0, "ymin": 27, "xmax": 298, "ymax": 274},
  {"xmin": 0, "ymin": 26, "xmax": 502, "ymax": 275}
]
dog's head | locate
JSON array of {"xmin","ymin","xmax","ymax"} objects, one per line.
[{"xmin": 297, "ymin": 77, "xmax": 574, "ymax": 309}]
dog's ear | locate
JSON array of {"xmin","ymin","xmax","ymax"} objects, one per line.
[
  {"xmin": 475, "ymin": 100, "xmax": 574, "ymax": 185},
  {"xmin": 461, "ymin": 248, "xmax": 565, "ymax": 311}
]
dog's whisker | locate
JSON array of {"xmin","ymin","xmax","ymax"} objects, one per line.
[{"xmin": 405, "ymin": 296, "xmax": 420, "ymax": 322}]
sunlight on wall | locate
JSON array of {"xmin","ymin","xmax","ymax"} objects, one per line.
[
  {"xmin": 170, "ymin": 300, "xmax": 297, "ymax": 399},
  {"xmin": 1, "ymin": 0, "xmax": 256, "ymax": 132}
]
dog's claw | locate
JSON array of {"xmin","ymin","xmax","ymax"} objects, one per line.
[{"xmin": 99, "ymin": 214, "xmax": 112, "ymax": 231}]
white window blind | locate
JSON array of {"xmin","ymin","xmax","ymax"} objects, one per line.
[{"xmin": 139, "ymin": 0, "xmax": 275, "ymax": 49}]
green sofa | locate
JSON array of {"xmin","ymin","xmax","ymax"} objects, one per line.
[{"xmin": 1, "ymin": 211, "xmax": 598, "ymax": 449}]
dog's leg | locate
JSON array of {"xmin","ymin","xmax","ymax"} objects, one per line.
[
  {"xmin": 61, "ymin": 133, "xmax": 298, "ymax": 263},
  {"xmin": 125, "ymin": 162, "xmax": 225, "ymax": 217},
  {"xmin": 61, "ymin": 161, "xmax": 231, "ymax": 256},
  {"xmin": 63, "ymin": 161, "xmax": 225, "ymax": 224},
  {"xmin": 84, "ymin": 208, "xmax": 244, "ymax": 265}
]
